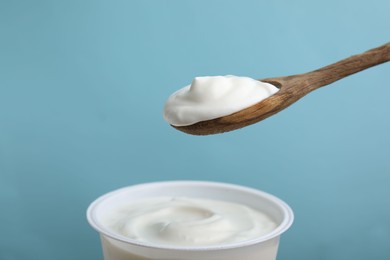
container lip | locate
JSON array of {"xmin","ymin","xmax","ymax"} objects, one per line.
[{"xmin": 87, "ymin": 180, "xmax": 294, "ymax": 251}]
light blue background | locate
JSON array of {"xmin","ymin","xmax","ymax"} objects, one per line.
[{"xmin": 1, "ymin": 0, "xmax": 389, "ymax": 259}]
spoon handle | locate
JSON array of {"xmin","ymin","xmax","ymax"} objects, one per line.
[{"xmin": 303, "ymin": 42, "xmax": 390, "ymax": 91}]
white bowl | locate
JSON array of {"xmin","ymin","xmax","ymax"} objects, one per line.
[{"xmin": 87, "ymin": 181, "xmax": 294, "ymax": 260}]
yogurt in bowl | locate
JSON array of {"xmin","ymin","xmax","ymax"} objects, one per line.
[{"xmin": 87, "ymin": 181, "xmax": 293, "ymax": 260}]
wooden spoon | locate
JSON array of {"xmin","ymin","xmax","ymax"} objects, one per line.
[{"xmin": 173, "ymin": 42, "xmax": 390, "ymax": 135}]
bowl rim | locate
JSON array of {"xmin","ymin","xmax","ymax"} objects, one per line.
[{"xmin": 86, "ymin": 180, "xmax": 294, "ymax": 251}]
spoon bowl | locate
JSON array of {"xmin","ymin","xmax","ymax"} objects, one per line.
[{"xmin": 173, "ymin": 43, "xmax": 390, "ymax": 135}]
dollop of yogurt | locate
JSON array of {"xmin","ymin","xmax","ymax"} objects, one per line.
[
  {"xmin": 103, "ymin": 197, "xmax": 277, "ymax": 247},
  {"xmin": 163, "ymin": 75, "xmax": 279, "ymax": 126}
]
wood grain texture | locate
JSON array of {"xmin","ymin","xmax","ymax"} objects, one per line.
[{"xmin": 174, "ymin": 42, "xmax": 390, "ymax": 135}]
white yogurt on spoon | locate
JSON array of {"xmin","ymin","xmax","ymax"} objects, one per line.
[{"xmin": 163, "ymin": 75, "xmax": 279, "ymax": 126}]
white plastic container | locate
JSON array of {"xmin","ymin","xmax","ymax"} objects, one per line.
[{"xmin": 87, "ymin": 181, "xmax": 294, "ymax": 260}]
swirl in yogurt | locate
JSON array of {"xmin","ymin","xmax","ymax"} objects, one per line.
[{"xmin": 102, "ymin": 197, "xmax": 277, "ymax": 247}]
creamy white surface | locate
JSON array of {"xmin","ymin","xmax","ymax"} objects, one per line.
[
  {"xmin": 163, "ymin": 75, "xmax": 279, "ymax": 126},
  {"xmin": 103, "ymin": 197, "xmax": 277, "ymax": 247}
]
